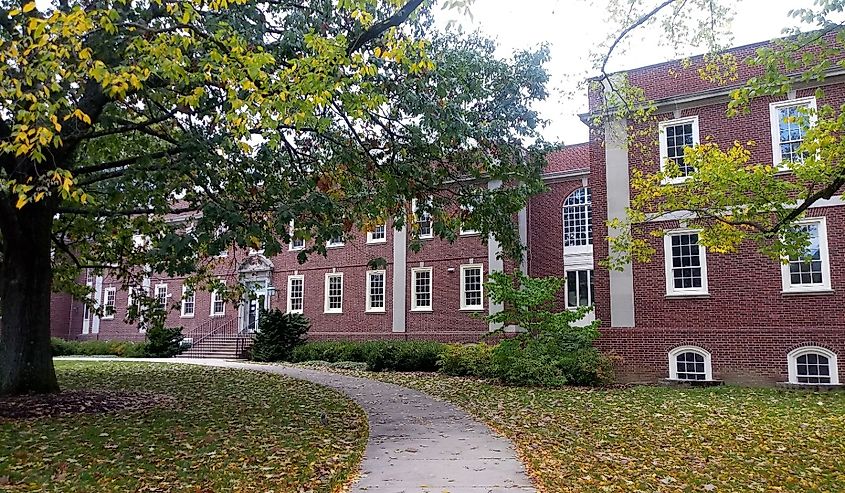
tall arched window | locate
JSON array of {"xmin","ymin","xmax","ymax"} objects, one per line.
[
  {"xmin": 788, "ymin": 346, "xmax": 839, "ymax": 385},
  {"xmin": 563, "ymin": 187, "xmax": 592, "ymax": 248}
]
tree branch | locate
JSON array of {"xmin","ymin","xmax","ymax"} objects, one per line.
[
  {"xmin": 346, "ymin": 0, "xmax": 426, "ymax": 55},
  {"xmin": 73, "ymin": 147, "xmax": 185, "ymax": 176}
]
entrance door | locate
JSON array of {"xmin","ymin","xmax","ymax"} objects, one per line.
[{"xmin": 241, "ymin": 280, "xmax": 268, "ymax": 333}]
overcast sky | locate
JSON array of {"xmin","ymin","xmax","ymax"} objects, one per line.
[{"xmin": 435, "ymin": 0, "xmax": 817, "ymax": 144}]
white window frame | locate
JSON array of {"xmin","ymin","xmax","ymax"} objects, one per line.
[
  {"xmin": 459, "ymin": 204, "xmax": 479, "ymax": 235},
  {"xmin": 102, "ymin": 287, "xmax": 116, "ymax": 320},
  {"xmin": 180, "ymin": 285, "xmax": 195, "ymax": 318},
  {"xmin": 770, "ymin": 96, "xmax": 817, "ymax": 169},
  {"xmin": 664, "ymin": 229, "xmax": 709, "ymax": 296},
  {"xmin": 668, "ymin": 346, "xmax": 713, "ymax": 381},
  {"xmin": 564, "ymin": 269, "xmax": 594, "ymax": 309},
  {"xmin": 781, "ymin": 217, "xmax": 832, "ymax": 293},
  {"xmin": 327, "ymin": 236, "xmax": 345, "ymax": 248},
  {"xmin": 410, "ymin": 267, "xmax": 433, "ymax": 312},
  {"xmin": 287, "ymin": 275, "xmax": 304, "ymax": 314},
  {"xmin": 289, "ymin": 221, "xmax": 306, "ymax": 251},
  {"xmin": 210, "ymin": 289, "xmax": 226, "ymax": 317},
  {"xmin": 460, "ymin": 264, "xmax": 485, "ymax": 311},
  {"xmin": 324, "ymin": 273, "xmax": 344, "ymax": 313},
  {"xmin": 787, "ymin": 346, "xmax": 840, "ymax": 385},
  {"xmin": 154, "ymin": 283, "xmax": 168, "ymax": 310},
  {"xmin": 367, "ymin": 224, "xmax": 388, "ymax": 244},
  {"xmin": 562, "ymin": 187, "xmax": 593, "ymax": 254},
  {"xmin": 365, "ymin": 270, "xmax": 387, "ymax": 312},
  {"xmin": 412, "ymin": 198, "xmax": 434, "ymax": 239},
  {"xmin": 658, "ymin": 116, "xmax": 700, "ymax": 184}
]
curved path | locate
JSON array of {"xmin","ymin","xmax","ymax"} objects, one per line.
[{"xmin": 65, "ymin": 357, "xmax": 535, "ymax": 493}]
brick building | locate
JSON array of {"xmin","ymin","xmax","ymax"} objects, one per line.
[{"xmin": 52, "ymin": 36, "xmax": 845, "ymax": 386}]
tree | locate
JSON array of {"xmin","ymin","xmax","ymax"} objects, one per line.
[
  {"xmin": 591, "ymin": 0, "xmax": 845, "ymax": 267},
  {"xmin": 0, "ymin": 0, "xmax": 551, "ymax": 395}
]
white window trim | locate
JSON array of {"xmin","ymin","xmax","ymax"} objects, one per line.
[
  {"xmin": 366, "ymin": 225, "xmax": 388, "ymax": 244},
  {"xmin": 210, "ymin": 289, "xmax": 226, "ymax": 317},
  {"xmin": 102, "ymin": 287, "xmax": 116, "ymax": 320},
  {"xmin": 780, "ymin": 217, "xmax": 832, "ymax": 293},
  {"xmin": 327, "ymin": 237, "xmax": 345, "ymax": 248},
  {"xmin": 663, "ymin": 229, "xmax": 709, "ymax": 296},
  {"xmin": 412, "ymin": 198, "xmax": 434, "ymax": 239},
  {"xmin": 787, "ymin": 346, "xmax": 840, "ymax": 385},
  {"xmin": 410, "ymin": 267, "xmax": 433, "ymax": 312},
  {"xmin": 770, "ymin": 96, "xmax": 817, "ymax": 170},
  {"xmin": 365, "ymin": 270, "xmax": 387, "ymax": 313},
  {"xmin": 459, "ymin": 204, "xmax": 479, "ymax": 235},
  {"xmin": 287, "ymin": 275, "xmax": 304, "ymax": 314},
  {"xmin": 180, "ymin": 285, "xmax": 195, "ymax": 318},
  {"xmin": 564, "ymin": 268, "xmax": 594, "ymax": 309},
  {"xmin": 459, "ymin": 264, "xmax": 485, "ymax": 311},
  {"xmin": 562, "ymin": 187, "xmax": 593, "ymax": 256},
  {"xmin": 668, "ymin": 345, "xmax": 713, "ymax": 381},
  {"xmin": 658, "ymin": 116, "xmax": 700, "ymax": 184},
  {"xmin": 324, "ymin": 273, "xmax": 344, "ymax": 313},
  {"xmin": 289, "ymin": 221, "xmax": 306, "ymax": 251},
  {"xmin": 154, "ymin": 283, "xmax": 169, "ymax": 310}
]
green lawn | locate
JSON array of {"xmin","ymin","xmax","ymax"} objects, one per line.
[
  {"xmin": 363, "ymin": 371, "xmax": 845, "ymax": 492},
  {"xmin": 0, "ymin": 361, "xmax": 367, "ymax": 492}
]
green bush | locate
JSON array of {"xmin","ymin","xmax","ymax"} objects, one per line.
[
  {"xmin": 437, "ymin": 343, "xmax": 496, "ymax": 378},
  {"xmin": 491, "ymin": 337, "xmax": 569, "ymax": 386},
  {"xmin": 291, "ymin": 340, "xmax": 445, "ymax": 372},
  {"xmin": 50, "ymin": 337, "xmax": 147, "ymax": 357},
  {"xmin": 250, "ymin": 310, "xmax": 310, "ymax": 362},
  {"xmin": 144, "ymin": 325, "xmax": 185, "ymax": 357}
]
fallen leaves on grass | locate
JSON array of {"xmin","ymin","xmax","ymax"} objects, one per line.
[
  {"xmin": 354, "ymin": 371, "xmax": 845, "ymax": 493},
  {"xmin": 0, "ymin": 391, "xmax": 175, "ymax": 421},
  {"xmin": 0, "ymin": 361, "xmax": 367, "ymax": 493}
]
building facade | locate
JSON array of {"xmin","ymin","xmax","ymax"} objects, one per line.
[{"xmin": 51, "ymin": 38, "xmax": 845, "ymax": 386}]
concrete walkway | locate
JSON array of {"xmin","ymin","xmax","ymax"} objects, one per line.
[{"xmin": 65, "ymin": 357, "xmax": 535, "ymax": 493}]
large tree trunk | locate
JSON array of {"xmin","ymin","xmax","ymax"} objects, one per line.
[{"xmin": 0, "ymin": 198, "xmax": 59, "ymax": 395}]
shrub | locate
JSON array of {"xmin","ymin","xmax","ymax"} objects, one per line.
[
  {"xmin": 250, "ymin": 310, "xmax": 310, "ymax": 362},
  {"xmin": 291, "ymin": 340, "xmax": 445, "ymax": 372},
  {"xmin": 50, "ymin": 337, "xmax": 147, "ymax": 357},
  {"xmin": 437, "ymin": 343, "xmax": 495, "ymax": 378},
  {"xmin": 144, "ymin": 326, "xmax": 185, "ymax": 358},
  {"xmin": 485, "ymin": 271, "xmax": 614, "ymax": 387}
]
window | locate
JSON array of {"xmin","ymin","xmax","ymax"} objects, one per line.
[
  {"xmin": 563, "ymin": 187, "xmax": 592, "ymax": 248},
  {"xmin": 181, "ymin": 286, "xmax": 195, "ymax": 318},
  {"xmin": 411, "ymin": 267, "xmax": 432, "ymax": 311},
  {"xmin": 770, "ymin": 97, "xmax": 816, "ymax": 168},
  {"xmin": 664, "ymin": 230, "xmax": 708, "ymax": 296},
  {"xmin": 324, "ymin": 273, "xmax": 344, "ymax": 313},
  {"xmin": 366, "ymin": 270, "xmax": 386, "ymax": 312},
  {"xmin": 287, "ymin": 275, "xmax": 304, "ymax": 314},
  {"xmin": 668, "ymin": 346, "xmax": 713, "ymax": 381},
  {"xmin": 327, "ymin": 234, "xmax": 345, "ymax": 248},
  {"xmin": 102, "ymin": 288, "xmax": 116, "ymax": 320},
  {"xmin": 460, "ymin": 264, "xmax": 484, "ymax": 310},
  {"xmin": 566, "ymin": 270, "xmax": 594, "ymax": 308},
  {"xmin": 659, "ymin": 116, "xmax": 700, "ymax": 182},
  {"xmin": 289, "ymin": 222, "xmax": 305, "ymax": 251},
  {"xmin": 367, "ymin": 224, "xmax": 387, "ymax": 244},
  {"xmin": 413, "ymin": 198, "xmax": 434, "ymax": 239},
  {"xmin": 154, "ymin": 284, "xmax": 168, "ymax": 310},
  {"xmin": 459, "ymin": 203, "xmax": 479, "ymax": 235},
  {"xmin": 788, "ymin": 347, "xmax": 839, "ymax": 385},
  {"xmin": 781, "ymin": 218, "xmax": 831, "ymax": 293},
  {"xmin": 210, "ymin": 289, "xmax": 226, "ymax": 316}
]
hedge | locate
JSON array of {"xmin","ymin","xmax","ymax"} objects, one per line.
[{"xmin": 291, "ymin": 340, "xmax": 445, "ymax": 372}]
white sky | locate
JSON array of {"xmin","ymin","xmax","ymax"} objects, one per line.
[{"xmin": 436, "ymin": 0, "xmax": 817, "ymax": 144}]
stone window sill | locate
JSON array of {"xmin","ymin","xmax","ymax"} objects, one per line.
[{"xmin": 781, "ymin": 289, "xmax": 835, "ymax": 297}]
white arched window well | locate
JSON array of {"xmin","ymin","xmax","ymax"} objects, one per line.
[
  {"xmin": 788, "ymin": 347, "xmax": 840, "ymax": 385},
  {"xmin": 668, "ymin": 346, "xmax": 713, "ymax": 381},
  {"xmin": 563, "ymin": 187, "xmax": 592, "ymax": 250}
]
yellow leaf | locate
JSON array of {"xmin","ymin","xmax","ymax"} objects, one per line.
[
  {"xmin": 15, "ymin": 195, "xmax": 26, "ymax": 209},
  {"xmin": 22, "ymin": 2, "xmax": 35, "ymax": 12}
]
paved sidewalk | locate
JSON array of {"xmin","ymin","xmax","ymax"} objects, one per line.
[{"xmin": 65, "ymin": 357, "xmax": 536, "ymax": 493}]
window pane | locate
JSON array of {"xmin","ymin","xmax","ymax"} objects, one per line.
[{"xmin": 563, "ymin": 188, "xmax": 592, "ymax": 247}]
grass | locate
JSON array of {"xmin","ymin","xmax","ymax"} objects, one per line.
[
  {"xmin": 352, "ymin": 371, "xmax": 845, "ymax": 492},
  {"xmin": 0, "ymin": 361, "xmax": 367, "ymax": 492}
]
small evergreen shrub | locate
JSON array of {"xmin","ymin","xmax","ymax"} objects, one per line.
[
  {"xmin": 492, "ymin": 337, "xmax": 569, "ymax": 386},
  {"xmin": 143, "ymin": 326, "xmax": 185, "ymax": 358},
  {"xmin": 250, "ymin": 310, "xmax": 310, "ymax": 362},
  {"xmin": 437, "ymin": 343, "xmax": 496, "ymax": 378}
]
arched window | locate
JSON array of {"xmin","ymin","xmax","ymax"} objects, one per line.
[
  {"xmin": 563, "ymin": 187, "xmax": 592, "ymax": 248},
  {"xmin": 668, "ymin": 346, "xmax": 712, "ymax": 381},
  {"xmin": 788, "ymin": 347, "xmax": 839, "ymax": 385}
]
